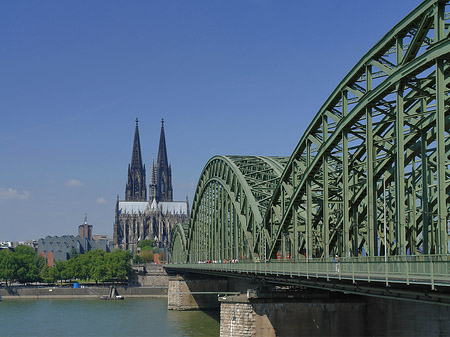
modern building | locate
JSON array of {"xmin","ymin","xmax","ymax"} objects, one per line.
[
  {"xmin": 113, "ymin": 119, "xmax": 189, "ymax": 252},
  {"xmin": 38, "ymin": 217, "xmax": 110, "ymax": 266},
  {"xmin": 38, "ymin": 235, "xmax": 110, "ymax": 266}
]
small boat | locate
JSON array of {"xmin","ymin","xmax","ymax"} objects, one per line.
[
  {"xmin": 100, "ymin": 286, "xmax": 124, "ymax": 300},
  {"xmin": 100, "ymin": 295, "xmax": 124, "ymax": 300}
]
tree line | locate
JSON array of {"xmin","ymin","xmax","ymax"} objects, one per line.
[
  {"xmin": 0, "ymin": 245, "xmax": 133, "ymax": 286},
  {"xmin": 133, "ymin": 239, "xmax": 163, "ymax": 263}
]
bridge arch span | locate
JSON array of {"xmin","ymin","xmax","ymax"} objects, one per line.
[
  {"xmin": 265, "ymin": 0, "xmax": 450, "ymax": 260},
  {"xmin": 185, "ymin": 155, "xmax": 288, "ymax": 263},
  {"xmin": 170, "ymin": 0, "xmax": 450, "ymax": 264},
  {"xmin": 170, "ymin": 222, "xmax": 189, "ymax": 263}
]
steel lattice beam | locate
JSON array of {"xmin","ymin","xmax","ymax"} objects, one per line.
[{"xmin": 171, "ymin": 0, "xmax": 450, "ymax": 271}]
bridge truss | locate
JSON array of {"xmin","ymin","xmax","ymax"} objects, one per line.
[{"xmin": 171, "ymin": 0, "xmax": 450, "ymax": 268}]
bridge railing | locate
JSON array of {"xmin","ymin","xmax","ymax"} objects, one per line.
[{"xmin": 167, "ymin": 255, "xmax": 450, "ymax": 288}]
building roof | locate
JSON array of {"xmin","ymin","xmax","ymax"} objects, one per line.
[
  {"xmin": 119, "ymin": 200, "xmax": 188, "ymax": 215},
  {"xmin": 156, "ymin": 201, "xmax": 188, "ymax": 215},
  {"xmin": 118, "ymin": 201, "xmax": 149, "ymax": 214}
]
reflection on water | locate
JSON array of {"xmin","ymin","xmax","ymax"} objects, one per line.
[
  {"xmin": 0, "ymin": 298, "xmax": 219, "ymax": 337},
  {"xmin": 167, "ymin": 309, "xmax": 220, "ymax": 337}
]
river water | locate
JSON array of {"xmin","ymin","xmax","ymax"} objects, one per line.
[{"xmin": 0, "ymin": 298, "xmax": 220, "ymax": 336}]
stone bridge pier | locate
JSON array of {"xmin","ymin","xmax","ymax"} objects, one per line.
[
  {"xmin": 168, "ymin": 274, "xmax": 450, "ymax": 336},
  {"xmin": 168, "ymin": 274, "xmax": 240, "ymax": 310},
  {"xmin": 219, "ymin": 291, "xmax": 450, "ymax": 337}
]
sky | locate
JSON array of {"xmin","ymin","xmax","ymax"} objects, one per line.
[{"xmin": 0, "ymin": 0, "xmax": 423, "ymax": 242}]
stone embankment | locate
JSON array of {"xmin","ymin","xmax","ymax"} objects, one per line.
[
  {"xmin": 1, "ymin": 263, "xmax": 170, "ymax": 299},
  {"xmin": 129, "ymin": 263, "xmax": 169, "ymax": 287},
  {"xmin": 0, "ymin": 286, "xmax": 167, "ymax": 299}
]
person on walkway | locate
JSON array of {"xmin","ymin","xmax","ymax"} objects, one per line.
[{"xmin": 334, "ymin": 254, "xmax": 340, "ymax": 273}]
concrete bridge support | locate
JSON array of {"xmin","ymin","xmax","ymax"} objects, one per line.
[
  {"xmin": 219, "ymin": 292, "xmax": 450, "ymax": 337},
  {"xmin": 168, "ymin": 275, "xmax": 229, "ymax": 310},
  {"xmin": 219, "ymin": 293, "xmax": 366, "ymax": 337}
]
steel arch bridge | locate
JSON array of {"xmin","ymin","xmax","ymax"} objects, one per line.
[{"xmin": 170, "ymin": 0, "xmax": 450, "ymax": 293}]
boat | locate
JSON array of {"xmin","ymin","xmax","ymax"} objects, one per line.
[{"xmin": 100, "ymin": 286, "xmax": 124, "ymax": 300}]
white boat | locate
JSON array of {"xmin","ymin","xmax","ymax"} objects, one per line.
[{"xmin": 100, "ymin": 286, "xmax": 124, "ymax": 300}]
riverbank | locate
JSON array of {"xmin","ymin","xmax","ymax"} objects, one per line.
[{"xmin": 0, "ymin": 285, "xmax": 167, "ymax": 299}]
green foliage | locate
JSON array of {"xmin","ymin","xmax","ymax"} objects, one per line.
[
  {"xmin": 0, "ymin": 246, "xmax": 133, "ymax": 285},
  {"xmin": 0, "ymin": 245, "xmax": 43, "ymax": 285},
  {"xmin": 137, "ymin": 239, "xmax": 155, "ymax": 252},
  {"xmin": 133, "ymin": 254, "xmax": 144, "ymax": 264},
  {"xmin": 69, "ymin": 248, "xmax": 79, "ymax": 259},
  {"xmin": 0, "ymin": 250, "xmax": 18, "ymax": 285},
  {"xmin": 135, "ymin": 239, "xmax": 159, "ymax": 263},
  {"xmin": 106, "ymin": 250, "xmax": 132, "ymax": 281},
  {"xmin": 139, "ymin": 250, "xmax": 154, "ymax": 263}
]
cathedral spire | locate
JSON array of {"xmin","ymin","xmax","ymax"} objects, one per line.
[
  {"xmin": 125, "ymin": 118, "xmax": 147, "ymax": 201},
  {"xmin": 131, "ymin": 118, "xmax": 143, "ymax": 170},
  {"xmin": 155, "ymin": 118, "xmax": 173, "ymax": 202},
  {"xmin": 149, "ymin": 156, "xmax": 157, "ymax": 201},
  {"xmin": 157, "ymin": 119, "xmax": 168, "ymax": 169}
]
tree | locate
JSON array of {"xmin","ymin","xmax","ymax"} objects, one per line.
[
  {"xmin": 139, "ymin": 250, "xmax": 154, "ymax": 263},
  {"xmin": 14, "ymin": 245, "xmax": 41, "ymax": 284},
  {"xmin": 52, "ymin": 261, "xmax": 66, "ymax": 284},
  {"xmin": 106, "ymin": 249, "xmax": 132, "ymax": 282},
  {"xmin": 89, "ymin": 249, "xmax": 107, "ymax": 284},
  {"xmin": 1, "ymin": 250, "xmax": 18, "ymax": 286},
  {"xmin": 69, "ymin": 248, "xmax": 79, "ymax": 260},
  {"xmin": 65, "ymin": 258, "xmax": 81, "ymax": 280},
  {"xmin": 137, "ymin": 239, "xmax": 155, "ymax": 252},
  {"xmin": 40, "ymin": 264, "xmax": 54, "ymax": 284},
  {"xmin": 133, "ymin": 254, "xmax": 144, "ymax": 264}
]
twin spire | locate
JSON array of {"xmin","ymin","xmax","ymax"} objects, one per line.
[
  {"xmin": 125, "ymin": 118, "xmax": 173, "ymax": 202},
  {"xmin": 125, "ymin": 118, "xmax": 147, "ymax": 201}
]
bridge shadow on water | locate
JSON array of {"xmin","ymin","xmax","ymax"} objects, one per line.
[{"xmin": 167, "ymin": 304, "xmax": 220, "ymax": 337}]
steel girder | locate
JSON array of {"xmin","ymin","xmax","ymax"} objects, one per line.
[
  {"xmin": 265, "ymin": 0, "xmax": 450, "ymax": 260},
  {"xmin": 171, "ymin": 0, "xmax": 450, "ymax": 264},
  {"xmin": 170, "ymin": 222, "xmax": 189, "ymax": 263},
  {"xmin": 185, "ymin": 155, "xmax": 288, "ymax": 263}
]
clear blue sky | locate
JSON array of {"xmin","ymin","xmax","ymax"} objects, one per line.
[{"xmin": 0, "ymin": 0, "xmax": 422, "ymax": 241}]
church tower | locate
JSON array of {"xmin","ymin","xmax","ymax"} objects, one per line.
[
  {"xmin": 149, "ymin": 119, "xmax": 173, "ymax": 202},
  {"xmin": 125, "ymin": 118, "xmax": 147, "ymax": 201}
]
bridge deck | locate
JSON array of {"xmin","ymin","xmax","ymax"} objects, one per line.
[{"xmin": 167, "ymin": 256, "xmax": 450, "ymax": 289}]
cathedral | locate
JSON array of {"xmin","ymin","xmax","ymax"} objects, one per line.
[{"xmin": 113, "ymin": 119, "xmax": 189, "ymax": 252}]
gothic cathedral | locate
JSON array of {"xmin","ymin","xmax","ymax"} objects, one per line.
[{"xmin": 113, "ymin": 119, "xmax": 189, "ymax": 252}]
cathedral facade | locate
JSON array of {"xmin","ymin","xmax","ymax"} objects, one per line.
[{"xmin": 113, "ymin": 119, "xmax": 189, "ymax": 252}]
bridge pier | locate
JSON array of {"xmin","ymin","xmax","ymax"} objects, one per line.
[
  {"xmin": 166, "ymin": 270, "xmax": 450, "ymax": 335},
  {"xmin": 219, "ymin": 290, "xmax": 450, "ymax": 337},
  {"xmin": 168, "ymin": 275, "xmax": 229, "ymax": 310},
  {"xmin": 219, "ymin": 291, "xmax": 366, "ymax": 337}
]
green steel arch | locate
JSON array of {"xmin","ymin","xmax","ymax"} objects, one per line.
[
  {"xmin": 170, "ymin": 222, "xmax": 189, "ymax": 263},
  {"xmin": 185, "ymin": 155, "xmax": 288, "ymax": 263},
  {"xmin": 171, "ymin": 0, "xmax": 450, "ymax": 264},
  {"xmin": 265, "ymin": 0, "xmax": 450, "ymax": 260}
]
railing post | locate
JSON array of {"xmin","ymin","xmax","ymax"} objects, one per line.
[
  {"xmin": 352, "ymin": 259, "xmax": 355, "ymax": 284},
  {"xmin": 326, "ymin": 258, "xmax": 329, "ymax": 281},
  {"xmin": 431, "ymin": 259, "xmax": 435, "ymax": 290},
  {"xmin": 368, "ymin": 258, "xmax": 371, "ymax": 283},
  {"xmin": 338, "ymin": 259, "xmax": 341, "ymax": 280},
  {"xmin": 385, "ymin": 258, "xmax": 389, "ymax": 286},
  {"xmin": 406, "ymin": 258, "xmax": 409, "ymax": 285},
  {"xmin": 306, "ymin": 259, "xmax": 309, "ymax": 279}
]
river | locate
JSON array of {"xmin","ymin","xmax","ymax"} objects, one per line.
[{"xmin": 0, "ymin": 298, "xmax": 220, "ymax": 336}]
